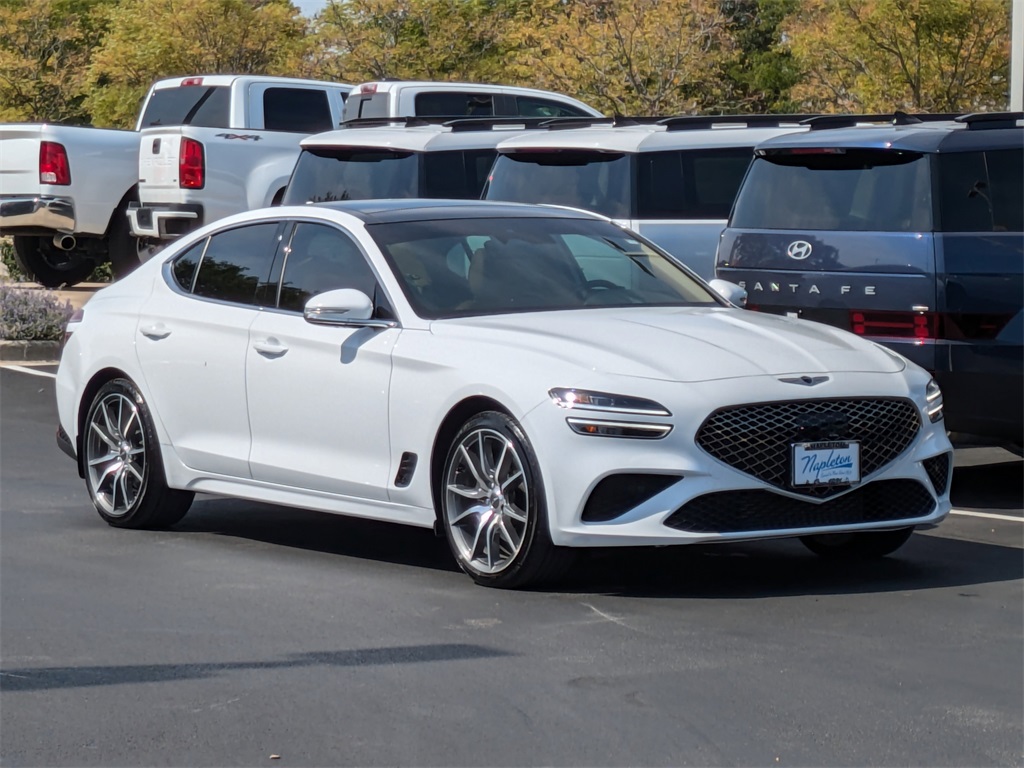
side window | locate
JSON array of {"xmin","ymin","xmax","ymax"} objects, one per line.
[
  {"xmin": 939, "ymin": 150, "xmax": 1024, "ymax": 232},
  {"xmin": 278, "ymin": 223, "xmax": 377, "ymax": 312},
  {"xmin": 263, "ymin": 88, "xmax": 333, "ymax": 133},
  {"xmin": 414, "ymin": 91, "xmax": 495, "ymax": 117},
  {"xmin": 421, "ymin": 150, "xmax": 497, "ymax": 198},
  {"xmin": 171, "ymin": 240, "xmax": 206, "ymax": 292},
  {"xmin": 637, "ymin": 148, "xmax": 753, "ymax": 219},
  {"xmin": 192, "ymin": 223, "xmax": 280, "ymax": 304},
  {"xmin": 515, "ymin": 96, "xmax": 588, "ymax": 118}
]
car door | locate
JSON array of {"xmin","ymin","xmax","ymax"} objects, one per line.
[
  {"xmin": 135, "ymin": 221, "xmax": 284, "ymax": 477},
  {"xmin": 246, "ymin": 221, "xmax": 398, "ymax": 500}
]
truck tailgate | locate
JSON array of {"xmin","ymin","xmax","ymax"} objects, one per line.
[
  {"xmin": 138, "ymin": 128, "xmax": 186, "ymax": 203},
  {"xmin": 0, "ymin": 124, "xmax": 44, "ymax": 195}
]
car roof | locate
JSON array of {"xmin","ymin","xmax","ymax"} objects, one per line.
[
  {"xmin": 493, "ymin": 124, "xmax": 807, "ymax": 153},
  {"xmin": 756, "ymin": 118, "xmax": 1024, "ymax": 153},
  {"xmin": 348, "ymin": 81, "xmax": 604, "ymax": 116},
  {"xmin": 310, "ymin": 198, "xmax": 603, "ymax": 224},
  {"xmin": 150, "ymin": 75, "xmax": 353, "ymax": 92},
  {"xmin": 300, "ymin": 121, "xmax": 547, "ymax": 152}
]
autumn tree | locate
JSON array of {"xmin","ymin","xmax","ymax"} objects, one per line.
[
  {"xmin": 304, "ymin": 0, "xmax": 511, "ymax": 84},
  {"xmin": 784, "ymin": 0, "xmax": 1012, "ymax": 113},
  {"xmin": 0, "ymin": 0, "xmax": 114, "ymax": 123},
  {"xmin": 84, "ymin": 0, "xmax": 312, "ymax": 127},
  {"xmin": 719, "ymin": 0, "xmax": 802, "ymax": 112}
]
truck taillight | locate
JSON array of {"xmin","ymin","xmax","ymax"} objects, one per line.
[
  {"xmin": 850, "ymin": 310, "xmax": 937, "ymax": 340},
  {"xmin": 179, "ymin": 138, "xmax": 205, "ymax": 189},
  {"xmin": 40, "ymin": 141, "xmax": 71, "ymax": 185},
  {"xmin": 180, "ymin": 77, "xmax": 204, "ymax": 86}
]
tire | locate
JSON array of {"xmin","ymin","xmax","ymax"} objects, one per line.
[
  {"xmin": 440, "ymin": 411, "xmax": 573, "ymax": 589},
  {"xmin": 800, "ymin": 528, "xmax": 914, "ymax": 559},
  {"xmin": 82, "ymin": 378, "xmax": 193, "ymax": 529},
  {"xmin": 106, "ymin": 201, "xmax": 146, "ymax": 280},
  {"xmin": 12, "ymin": 235, "xmax": 95, "ymax": 288}
]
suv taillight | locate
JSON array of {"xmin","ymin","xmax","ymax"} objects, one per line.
[
  {"xmin": 850, "ymin": 310, "xmax": 937, "ymax": 339},
  {"xmin": 40, "ymin": 142, "xmax": 71, "ymax": 185},
  {"xmin": 179, "ymin": 138, "xmax": 204, "ymax": 189}
]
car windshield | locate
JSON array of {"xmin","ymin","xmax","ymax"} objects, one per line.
[
  {"xmin": 367, "ymin": 216, "xmax": 718, "ymax": 319},
  {"xmin": 485, "ymin": 152, "xmax": 631, "ymax": 219}
]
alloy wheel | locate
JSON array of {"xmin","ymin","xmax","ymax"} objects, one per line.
[{"xmin": 85, "ymin": 392, "xmax": 147, "ymax": 517}]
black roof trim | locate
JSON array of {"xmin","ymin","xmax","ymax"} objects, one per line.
[
  {"xmin": 803, "ymin": 112, "xmax": 961, "ymax": 130},
  {"xmin": 955, "ymin": 112, "xmax": 1024, "ymax": 130},
  {"xmin": 659, "ymin": 114, "xmax": 819, "ymax": 131}
]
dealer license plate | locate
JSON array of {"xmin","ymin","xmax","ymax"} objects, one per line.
[{"xmin": 791, "ymin": 441, "xmax": 860, "ymax": 487}]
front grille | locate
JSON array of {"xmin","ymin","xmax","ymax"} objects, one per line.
[
  {"xmin": 923, "ymin": 452, "xmax": 951, "ymax": 496},
  {"xmin": 696, "ymin": 398, "xmax": 920, "ymax": 498},
  {"xmin": 664, "ymin": 479, "xmax": 935, "ymax": 533}
]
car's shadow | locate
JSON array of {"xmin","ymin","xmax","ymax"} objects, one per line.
[{"xmin": 174, "ymin": 490, "xmax": 1022, "ymax": 600}]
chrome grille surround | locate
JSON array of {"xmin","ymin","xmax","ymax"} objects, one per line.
[{"xmin": 696, "ymin": 397, "xmax": 921, "ymax": 498}]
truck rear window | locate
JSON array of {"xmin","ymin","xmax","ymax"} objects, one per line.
[
  {"xmin": 139, "ymin": 86, "xmax": 230, "ymax": 128},
  {"xmin": 731, "ymin": 149, "xmax": 931, "ymax": 232},
  {"xmin": 485, "ymin": 151, "xmax": 631, "ymax": 219}
]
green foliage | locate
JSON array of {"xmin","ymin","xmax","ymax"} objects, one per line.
[
  {"xmin": 0, "ymin": 284, "xmax": 74, "ymax": 341},
  {"xmin": 720, "ymin": 0, "xmax": 803, "ymax": 112}
]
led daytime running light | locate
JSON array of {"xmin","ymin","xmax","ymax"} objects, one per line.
[{"xmin": 549, "ymin": 388, "xmax": 671, "ymax": 417}]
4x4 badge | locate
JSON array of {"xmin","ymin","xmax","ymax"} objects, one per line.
[
  {"xmin": 786, "ymin": 240, "xmax": 813, "ymax": 260},
  {"xmin": 780, "ymin": 375, "xmax": 829, "ymax": 386}
]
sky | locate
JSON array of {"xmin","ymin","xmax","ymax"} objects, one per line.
[{"xmin": 294, "ymin": 0, "xmax": 328, "ymax": 16}]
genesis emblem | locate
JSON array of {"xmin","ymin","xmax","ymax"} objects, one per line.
[
  {"xmin": 786, "ymin": 240, "xmax": 813, "ymax": 260},
  {"xmin": 780, "ymin": 375, "xmax": 829, "ymax": 386}
]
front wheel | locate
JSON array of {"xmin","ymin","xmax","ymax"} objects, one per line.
[
  {"xmin": 12, "ymin": 235, "xmax": 96, "ymax": 288},
  {"xmin": 800, "ymin": 528, "xmax": 914, "ymax": 559},
  {"xmin": 82, "ymin": 378, "xmax": 193, "ymax": 529},
  {"xmin": 441, "ymin": 411, "xmax": 572, "ymax": 588}
]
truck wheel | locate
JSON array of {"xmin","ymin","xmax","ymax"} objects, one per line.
[
  {"xmin": 107, "ymin": 201, "xmax": 147, "ymax": 280},
  {"xmin": 12, "ymin": 236, "xmax": 96, "ymax": 288}
]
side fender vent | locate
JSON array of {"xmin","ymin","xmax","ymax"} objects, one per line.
[{"xmin": 395, "ymin": 452, "xmax": 418, "ymax": 488}]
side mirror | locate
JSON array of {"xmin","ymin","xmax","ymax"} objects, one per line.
[
  {"xmin": 708, "ymin": 279, "xmax": 748, "ymax": 308},
  {"xmin": 303, "ymin": 289, "xmax": 396, "ymax": 328}
]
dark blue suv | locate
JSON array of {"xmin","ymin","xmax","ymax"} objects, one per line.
[{"xmin": 717, "ymin": 113, "xmax": 1023, "ymax": 450}]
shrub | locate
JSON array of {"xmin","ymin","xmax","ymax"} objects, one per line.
[{"xmin": 0, "ymin": 285, "xmax": 74, "ymax": 341}]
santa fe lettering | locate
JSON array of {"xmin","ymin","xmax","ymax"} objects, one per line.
[{"xmin": 736, "ymin": 282, "xmax": 876, "ymax": 296}]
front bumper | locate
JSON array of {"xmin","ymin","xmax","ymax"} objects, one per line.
[
  {"xmin": 0, "ymin": 195, "xmax": 75, "ymax": 233},
  {"xmin": 127, "ymin": 202, "xmax": 203, "ymax": 240}
]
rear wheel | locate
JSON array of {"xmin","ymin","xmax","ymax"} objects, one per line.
[
  {"xmin": 441, "ymin": 411, "xmax": 572, "ymax": 588},
  {"xmin": 83, "ymin": 378, "xmax": 193, "ymax": 529},
  {"xmin": 12, "ymin": 235, "xmax": 95, "ymax": 288},
  {"xmin": 800, "ymin": 528, "xmax": 914, "ymax": 559}
]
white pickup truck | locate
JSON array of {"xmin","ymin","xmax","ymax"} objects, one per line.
[
  {"xmin": 129, "ymin": 75, "xmax": 351, "ymax": 248},
  {"xmin": 0, "ymin": 75, "xmax": 350, "ymax": 287}
]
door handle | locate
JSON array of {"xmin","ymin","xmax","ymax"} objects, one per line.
[
  {"xmin": 139, "ymin": 323, "xmax": 171, "ymax": 340},
  {"xmin": 253, "ymin": 338, "xmax": 289, "ymax": 358}
]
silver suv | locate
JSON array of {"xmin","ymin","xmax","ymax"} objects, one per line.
[{"xmin": 483, "ymin": 115, "xmax": 812, "ymax": 279}]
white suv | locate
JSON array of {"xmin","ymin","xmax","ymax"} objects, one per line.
[
  {"xmin": 343, "ymin": 81, "xmax": 602, "ymax": 122},
  {"xmin": 283, "ymin": 117, "xmax": 553, "ymax": 204},
  {"xmin": 483, "ymin": 115, "xmax": 812, "ymax": 279}
]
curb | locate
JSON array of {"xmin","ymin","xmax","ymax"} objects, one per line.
[{"xmin": 0, "ymin": 340, "xmax": 61, "ymax": 363}]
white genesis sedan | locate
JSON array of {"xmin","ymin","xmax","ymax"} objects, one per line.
[{"xmin": 56, "ymin": 200, "xmax": 953, "ymax": 588}]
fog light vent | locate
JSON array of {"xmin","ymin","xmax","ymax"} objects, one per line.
[{"xmin": 581, "ymin": 474, "xmax": 680, "ymax": 523}]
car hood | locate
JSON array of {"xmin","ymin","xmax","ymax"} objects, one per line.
[{"xmin": 431, "ymin": 306, "xmax": 905, "ymax": 383}]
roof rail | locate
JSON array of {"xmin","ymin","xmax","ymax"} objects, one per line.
[
  {"xmin": 955, "ymin": 112, "xmax": 1023, "ymax": 130},
  {"xmin": 339, "ymin": 116, "xmax": 440, "ymax": 129},
  {"xmin": 443, "ymin": 116, "xmax": 560, "ymax": 132},
  {"xmin": 659, "ymin": 114, "xmax": 819, "ymax": 131},
  {"xmin": 802, "ymin": 112, "xmax": 962, "ymax": 130}
]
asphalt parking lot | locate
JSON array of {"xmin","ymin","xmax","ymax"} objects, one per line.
[{"xmin": 1, "ymin": 364, "xmax": 1021, "ymax": 767}]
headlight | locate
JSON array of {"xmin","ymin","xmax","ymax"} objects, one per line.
[
  {"xmin": 549, "ymin": 388, "xmax": 673, "ymax": 439},
  {"xmin": 925, "ymin": 378, "xmax": 943, "ymax": 423},
  {"xmin": 548, "ymin": 388, "xmax": 671, "ymax": 416}
]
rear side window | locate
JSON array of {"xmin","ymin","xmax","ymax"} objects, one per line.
[
  {"xmin": 638, "ymin": 147, "xmax": 753, "ymax": 219},
  {"xmin": 731, "ymin": 150, "xmax": 932, "ymax": 232},
  {"xmin": 515, "ymin": 96, "xmax": 588, "ymax": 118},
  {"xmin": 263, "ymin": 88, "xmax": 333, "ymax": 133},
  {"xmin": 283, "ymin": 148, "xmax": 418, "ymax": 204},
  {"xmin": 485, "ymin": 151, "xmax": 631, "ymax": 219},
  {"xmin": 936, "ymin": 149, "xmax": 1024, "ymax": 232},
  {"xmin": 415, "ymin": 91, "xmax": 495, "ymax": 117},
  {"xmin": 139, "ymin": 86, "xmax": 230, "ymax": 128},
  {"xmin": 421, "ymin": 150, "xmax": 497, "ymax": 198},
  {"xmin": 170, "ymin": 241, "xmax": 206, "ymax": 291},
  {"xmin": 191, "ymin": 223, "xmax": 281, "ymax": 304}
]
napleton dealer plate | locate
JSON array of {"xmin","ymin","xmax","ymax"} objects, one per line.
[{"xmin": 792, "ymin": 441, "xmax": 860, "ymax": 487}]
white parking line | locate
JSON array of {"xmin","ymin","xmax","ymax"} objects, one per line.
[
  {"xmin": 951, "ymin": 509, "xmax": 1023, "ymax": 523},
  {"xmin": 1, "ymin": 365, "xmax": 56, "ymax": 379}
]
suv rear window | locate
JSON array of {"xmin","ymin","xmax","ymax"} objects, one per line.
[
  {"xmin": 139, "ymin": 86, "xmax": 230, "ymax": 128},
  {"xmin": 638, "ymin": 148, "xmax": 753, "ymax": 219},
  {"xmin": 731, "ymin": 149, "xmax": 932, "ymax": 232},
  {"xmin": 936, "ymin": 149, "xmax": 1024, "ymax": 232},
  {"xmin": 485, "ymin": 151, "xmax": 631, "ymax": 219},
  {"xmin": 283, "ymin": 148, "xmax": 418, "ymax": 204}
]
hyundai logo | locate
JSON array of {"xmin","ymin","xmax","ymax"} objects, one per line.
[{"xmin": 786, "ymin": 240, "xmax": 813, "ymax": 260}]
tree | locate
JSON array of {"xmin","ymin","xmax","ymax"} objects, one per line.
[
  {"xmin": 0, "ymin": 0, "xmax": 113, "ymax": 124},
  {"xmin": 501, "ymin": 0, "xmax": 733, "ymax": 116},
  {"xmin": 84, "ymin": 0, "xmax": 312, "ymax": 128},
  {"xmin": 719, "ymin": 0, "xmax": 802, "ymax": 112},
  {"xmin": 304, "ymin": 0, "xmax": 510, "ymax": 84},
  {"xmin": 784, "ymin": 0, "xmax": 1012, "ymax": 113}
]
